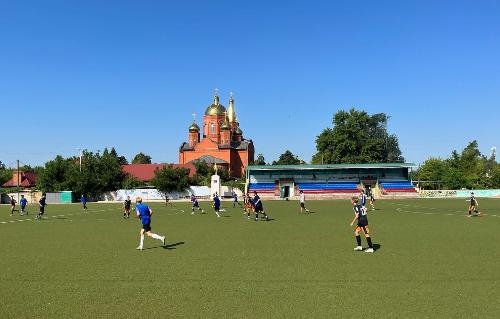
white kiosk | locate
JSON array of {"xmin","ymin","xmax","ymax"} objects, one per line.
[{"xmin": 211, "ymin": 164, "xmax": 221, "ymax": 198}]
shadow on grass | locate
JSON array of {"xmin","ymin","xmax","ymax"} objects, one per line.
[
  {"xmin": 373, "ymin": 243, "xmax": 382, "ymax": 251},
  {"xmin": 162, "ymin": 241, "xmax": 186, "ymax": 250}
]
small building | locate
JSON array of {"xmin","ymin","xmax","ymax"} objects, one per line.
[
  {"xmin": 246, "ymin": 163, "xmax": 417, "ymax": 198},
  {"xmin": 2, "ymin": 170, "xmax": 37, "ymax": 189}
]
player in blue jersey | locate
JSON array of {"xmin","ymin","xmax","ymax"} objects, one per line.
[
  {"xmin": 135, "ymin": 197, "xmax": 166, "ymax": 250},
  {"xmin": 467, "ymin": 192, "xmax": 482, "ymax": 217},
  {"xmin": 20, "ymin": 195, "xmax": 28, "ymax": 216},
  {"xmin": 350, "ymin": 196, "xmax": 374, "ymax": 253},
  {"xmin": 253, "ymin": 191, "xmax": 269, "ymax": 221},
  {"xmin": 35, "ymin": 193, "xmax": 47, "ymax": 220},
  {"xmin": 190, "ymin": 194, "xmax": 204, "ymax": 214},
  {"xmin": 213, "ymin": 193, "xmax": 221, "ymax": 217},
  {"xmin": 81, "ymin": 194, "xmax": 88, "ymax": 211}
]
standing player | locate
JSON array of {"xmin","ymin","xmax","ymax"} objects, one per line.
[
  {"xmin": 123, "ymin": 196, "xmax": 132, "ymax": 219},
  {"xmin": 10, "ymin": 196, "xmax": 18, "ymax": 216},
  {"xmin": 81, "ymin": 194, "xmax": 88, "ymax": 212},
  {"xmin": 35, "ymin": 193, "xmax": 47, "ymax": 220},
  {"xmin": 20, "ymin": 195, "xmax": 28, "ymax": 216},
  {"xmin": 213, "ymin": 193, "xmax": 221, "ymax": 217},
  {"xmin": 243, "ymin": 193, "xmax": 254, "ymax": 219},
  {"xmin": 135, "ymin": 197, "xmax": 166, "ymax": 250},
  {"xmin": 232, "ymin": 192, "xmax": 239, "ymax": 208},
  {"xmin": 299, "ymin": 190, "xmax": 310, "ymax": 214},
  {"xmin": 368, "ymin": 187, "xmax": 376, "ymax": 211},
  {"xmin": 360, "ymin": 190, "xmax": 367, "ymax": 210},
  {"xmin": 190, "ymin": 194, "xmax": 204, "ymax": 214},
  {"xmin": 253, "ymin": 191, "xmax": 269, "ymax": 221},
  {"xmin": 467, "ymin": 192, "xmax": 482, "ymax": 217},
  {"xmin": 350, "ymin": 196, "xmax": 374, "ymax": 253},
  {"xmin": 165, "ymin": 195, "xmax": 173, "ymax": 207}
]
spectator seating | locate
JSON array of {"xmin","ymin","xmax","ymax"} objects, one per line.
[
  {"xmin": 248, "ymin": 182, "xmax": 276, "ymax": 194},
  {"xmin": 297, "ymin": 181, "xmax": 359, "ymax": 194},
  {"xmin": 379, "ymin": 180, "xmax": 416, "ymax": 193}
]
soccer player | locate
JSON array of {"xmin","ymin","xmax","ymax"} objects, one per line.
[
  {"xmin": 350, "ymin": 196, "xmax": 374, "ymax": 253},
  {"xmin": 165, "ymin": 195, "xmax": 172, "ymax": 207},
  {"xmin": 253, "ymin": 191, "xmax": 269, "ymax": 221},
  {"xmin": 368, "ymin": 187, "xmax": 376, "ymax": 211},
  {"xmin": 190, "ymin": 194, "xmax": 204, "ymax": 214},
  {"xmin": 81, "ymin": 194, "xmax": 88, "ymax": 211},
  {"xmin": 35, "ymin": 193, "xmax": 47, "ymax": 220},
  {"xmin": 135, "ymin": 197, "xmax": 166, "ymax": 250},
  {"xmin": 243, "ymin": 193, "xmax": 254, "ymax": 219},
  {"xmin": 467, "ymin": 192, "xmax": 482, "ymax": 217},
  {"xmin": 213, "ymin": 193, "xmax": 221, "ymax": 217},
  {"xmin": 299, "ymin": 190, "xmax": 310, "ymax": 214},
  {"xmin": 360, "ymin": 190, "xmax": 367, "ymax": 210},
  {"xmin": 233, "ymin": 192, "xmax": 238, "ymax": 208},
  {"xmin": 10, "ymin": 196, "xmax": 18, "ymax": 216},
  {"xmin": 20, "ymin": 195, "xmax": 28, "ymax": 216},
  {"xmin": 123, "ymin": 196, "xmax": 132, "ymax": 219}
]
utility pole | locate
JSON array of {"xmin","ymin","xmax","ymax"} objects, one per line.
[
  {"xmin": 77, "ymin": 148, "xmax": 83, "ymax": 172},
  {"xmin": 17, "ymin": 159, "xmax": 20, "ymax": 204}
]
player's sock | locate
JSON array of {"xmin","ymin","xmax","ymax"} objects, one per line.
[
  {"xmin": 139, "ymin": 235, "xmax": 144, "ymax": 247},
  {"xmin": 151, "ymin": 233, "xmax": 162, "ymax": 240},
  {"xmin": 366, "ymin": 237, "xmax": 373, "ymax": 248},
  {"xmin": 356, "ymin": 235, "xmax": 362, "ymax": 246}
]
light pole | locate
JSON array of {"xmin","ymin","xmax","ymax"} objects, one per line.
[{"xmin": 77, "ymin": 148, "xmax": 83, "ymax": 172}]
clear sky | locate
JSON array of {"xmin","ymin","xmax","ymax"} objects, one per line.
[{"xmin": 1, "ymin": 0, "xmax": 499, "ymax": 168}]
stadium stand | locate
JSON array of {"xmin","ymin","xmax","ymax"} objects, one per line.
[
  {"xmin": 248, "ymin": 182, "xmax": 276, "ymax": 194},
  {"xmin": 296, "ymin": 181, "xmax": 359, "ymax": 194},
  {"xmin": 379, "ymin": 180, "xmax": 416, "ymax": 194}
]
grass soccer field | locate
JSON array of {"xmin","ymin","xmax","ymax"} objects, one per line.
[{"xmin": 1, "ymin": 198, "xmax": 499, "ymax": 318}]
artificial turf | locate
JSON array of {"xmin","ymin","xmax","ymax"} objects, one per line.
[{"xmin": 1, "ymin": 198, "xmax": 499, "ymax": 318}]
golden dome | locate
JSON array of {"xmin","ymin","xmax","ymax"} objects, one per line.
[
  {"xmin": 189, "ymin": 122, "xmax": 200, "ymax": 132},
  {"xmin": 205, "ymin": 95, "xmax": 226, "ymax": 116}
]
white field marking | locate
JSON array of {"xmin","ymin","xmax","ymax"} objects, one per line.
[
  {"xmin": 1, "ymin": 221, "xmax": 7, "ymax": 224},
  {"xmin": 17, "ymin": 220, "xmax": 24, "ymax": 222}
]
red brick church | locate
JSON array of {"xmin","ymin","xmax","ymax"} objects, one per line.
[{"xmin": 178, "ymin": 92, "xmax": 254, "ymax": 178}]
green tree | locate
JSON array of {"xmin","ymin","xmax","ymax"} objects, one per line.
[
  {"xmin": 272, "ymin": 150, "xmax": 301, "ymax": 165},
  {"xmin": 311, "ymin": 109, "xmax": 404, "ymax": 164},
  {"xmin": 122, "ymin": 175, "xmax": 144, "ymax": 189},
  {"xmin": 417, "ymin": 158, "xmax": 447, "ymax": 189},
  {"xmin": 253, "ymin": 154, "xmax": 266, "ymax": 165},
  {"xmin": 151, "ymin": 165, "xmax": 190, "ymax": 195},
  {"xmin": 36, "ymin": 155, "xmax": 74, "ymax": 192},
  {"xmin": 132, "ymin": 152, "xmax": 152, "ymax": 164},
  {"xmin": 110, "ymin": 147, "xmax": 128, "ymax": 165}
]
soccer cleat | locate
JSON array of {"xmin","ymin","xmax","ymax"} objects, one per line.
[
  {"xmin": 365, "ymin": 248, "xmax": 374, "ymax": 253},
  {"xmin": 136, "ymin": 246, "xmax": 143, "ymax": 250},
  {"xmin": 353, "ymin": 246, "xmax": 363, "ymax": 251},
  {"xmin": 191, "ymin": 212, "xmax": 194, "ymax": 215}
]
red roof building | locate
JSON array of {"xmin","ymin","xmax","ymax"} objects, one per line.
[
  {"xmin": 122, "ymin": 163, "xmax": 197, "ymax": 182},
  {"xmin": 2, "ymin": 170, "xmax": 38, "ymax": 188}
]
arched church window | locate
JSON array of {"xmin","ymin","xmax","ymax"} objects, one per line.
[{"xmin": 210, "ymin": 122, "xmax": 215, "ymax": 134}]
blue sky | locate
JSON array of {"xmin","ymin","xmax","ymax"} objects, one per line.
[{"xmin": 1, "ymin": 0, "xmax": 499, "ymax": 168}]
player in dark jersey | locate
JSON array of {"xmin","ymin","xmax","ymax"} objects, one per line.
[
  {"xmin": 20, "ymin": 195, "xmax": 28, "ymax": 216},
  {"xmin": 165, "ymin": 195, "xmax": 173, "ymax": 207},
  {"xmin": 467, "ymin": 192, "xmax": 482, "ymax": 217},
  {"xmin": 190, "ymin": 194, "xmax": 204, "ymax": 214},
  {"xmin": 10, "ymin": 196, "xmax": 18, "ymax": 216},
  {"xmin": 350, "ymin": 196, "xmax": 374, "ymax": 253},
  {"xmin": 232, "ymin": 192, "xmax": 239, "ymax": 208},
  {"xmin": 35, "ymin": 193, "xmax": 47, "ymax": 220},
  {"xmin": 253, "ymin": 191, "xmax": 269, "ymax": 221},
  {"xmin": 213, "ymin": 193, "xmax": 221, "ymax": 218},
  {"xmin": 123, "ymin": 196, "xmax": 132, "ymax": 219},
  {"xmin": 359, "ymin": 190, "xmax": 367, "ymax": 209},
  {"xmin": 135, "ymin": 197, "xmax": 166, "ymax": 250}
]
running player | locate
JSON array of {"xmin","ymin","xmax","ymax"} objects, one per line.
[
  {"xmin": 20, "ymin": 195, "xmax": 28, "ymax": 216},
  {"xmin": 243, "ymin": 193, "xmax": 253, "ymax": 219},
  {"xmin": 350, "ymin": 196, "xmax": 374, "ymax": 253},
  {"xmin": 467, "ymin": 192, "xmax": 482, "ymax": 217},
  {"xmin": 253, "ymin": 191, "xmax": 269, "ymax": 221},
  {"xmin": 213, "ymin": 193, "xmax": 221, "ymax": 218},
  {"xmin": 299, "ymin": 190, "xmax": 310, "ymax": 214},
  {"xmin": 190, "ymin": 194, "xmax": 204, "ymax": 214},
  {"xmin": 35, "ymin": 193, "xmax": 47, "ymax": 220},
  {"xmin": 233, "ymin": 192, "xmax": 239, "ymax": 208},
  {"xmin": 135, "ymin": 197, "xmax": 166, "ymax": 250},
  {"xmin": 123, "ymin": 196, "xmax": 132, "ymax": 219},
  {"xmin": 10, "ymin": 196, "xmax": 18, "ymax": 216},
  {"xmin": 81, "ymin": 194, "xmax": 88, "ymax": 211}
]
